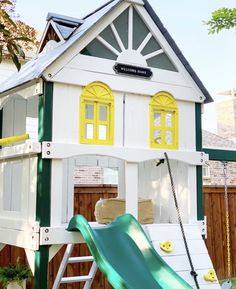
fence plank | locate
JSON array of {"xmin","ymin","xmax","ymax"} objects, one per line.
[{"xmin": 204, "ymin": 186, "xmax": 236, "ymax": 280}]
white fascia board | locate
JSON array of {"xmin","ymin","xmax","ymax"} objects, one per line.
[
  {"xmin": 124, "ymin": 0, "xmax": 144, "ymax": 5},
  {"xmin": 38, "ymin": 21, "xmax": 51, "ymax": 53},
  {"xmin": 43, "ymin": 1, "xmax": 130, "ymax": 81}
]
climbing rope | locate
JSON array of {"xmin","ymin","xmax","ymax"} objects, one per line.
[
  {"xmin": 222, "ymin": 161, "xmax": 231, "ymax": 280},
  {"xmin": 164, "ymin": 152, "xmax": 200, "ymax": 289}
]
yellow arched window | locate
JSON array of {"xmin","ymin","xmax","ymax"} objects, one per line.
[
  {"xmin": 150, "ymin": 92, "xmax": 178, "ymax": 149},
  {"xmin": 80, "ymin": 82, "xmax": 114, "ymax": 145}
]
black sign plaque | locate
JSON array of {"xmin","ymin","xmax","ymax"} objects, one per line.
[{"xmin": 114, "ymin": 63, "xmax": 153, "ymax": 79}]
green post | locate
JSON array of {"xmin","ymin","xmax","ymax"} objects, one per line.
[
  {"xmin": 34, "ymin": 81, "xmax": 53, "ymax": 289},
  {"xmin": 195, "ymin": 103, "xmax": 204, "ymax": 220}
]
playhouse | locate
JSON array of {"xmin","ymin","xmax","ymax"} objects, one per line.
[{"xmin": 0, "ymin": 0, "xmax": 221, "ymax": 288}]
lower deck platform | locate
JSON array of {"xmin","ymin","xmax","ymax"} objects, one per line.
[{"xmin": 0, "ymin": 221, "xmax": 219, "ymax": 289}]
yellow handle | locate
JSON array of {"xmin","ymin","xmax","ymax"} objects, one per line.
[
  {"xmin": 204, "ymin": 269, "xmax": 217, "ymax": 282},
  {"xmin": 0, "ymin": 134, "xmax": 29, "ymax": 146},
  {"xmin": 160, "ymin": 241, "xmax": 173, "ymax": 253}
]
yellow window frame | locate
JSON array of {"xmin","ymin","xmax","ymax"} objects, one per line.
[
  {"xmin": 80, "ymin": 82, "xmax": 114, "ymax": 145},
  {"xmin": 150, "ymin": 91, "xmax": 178, "ymax": 149}
]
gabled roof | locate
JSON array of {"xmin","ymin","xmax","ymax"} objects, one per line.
[
  {"xmin": 46, "ymin": 12, "xmax": 84, "ymax": 26},
  {"xmin": 0, "ymin": 0, "xmax": 120, "ymax": 95},
  {"xmin": 46, "ymin": 13, "xmax": 84, "ymax": 40},
  {"xmin": 0, "ymin": 0, "xmax": 213, "ymax": 103}
]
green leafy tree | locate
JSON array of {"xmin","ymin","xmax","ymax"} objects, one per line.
[
  {"xmin": 206, "ymin": 7, "xmax": 236, "ymax": 34},
  {"xmin": 0, "ymin": 0, "xmax": 38, "ymax": 70}
]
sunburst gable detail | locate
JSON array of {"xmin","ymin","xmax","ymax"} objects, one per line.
[{"xmin": 81, "ymin": 6, "xmax": 178, "ymax": 72}]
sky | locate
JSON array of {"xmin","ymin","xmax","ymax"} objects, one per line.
[{"xmin": 15, "ymin": 0, "xmax": 236, "ymax": 133}]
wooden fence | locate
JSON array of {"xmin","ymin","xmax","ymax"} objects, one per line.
[
  {"xmin": 204, "ymin": 186, "xmax": 236, "ymax": 280},
  {"xmin": 1, "ymin": 185, "xmax": 236, "ymax": 288}
]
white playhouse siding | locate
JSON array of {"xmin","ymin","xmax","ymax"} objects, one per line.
[
  {"xmin": 52, "ymin": 82, "xmax": 196, "ymax": 151},
  {"xmin": 0, "ymin": 156, "xmax": 38, "ymax": 223}
]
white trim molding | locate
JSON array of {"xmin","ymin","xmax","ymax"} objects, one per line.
[
  {"xmin": 0, "ymin": 142, "xmax": 41, "ymax": 161},
  {"xmin": 124, "ymin": 0, "xmax": 144, "ymax": 5},
  {"xmin": 41, "ymin": 142, "xmax": 209, "ymax": 165}
]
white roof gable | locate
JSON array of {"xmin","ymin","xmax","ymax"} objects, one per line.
[{"xmin": 0, "ymin": 0, "xmax": 212, "ymax": 103}]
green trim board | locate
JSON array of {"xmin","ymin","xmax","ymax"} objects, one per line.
[
  {"xmin": 203, "ymin": 148, "xmax": 236, "ymax": 162},
  {"xmin": 68, "ymin": 213, "xmax": 193, "ymax": 289},
  {"xmin": 196, "ymin": 166, "xmax": 203, "ymax": 221},
  {"xmin": 34, "ymin": 246, "xmax": 50, "ymax": 289},
  {"xmin": 38, "ymin": 81, "xmax": 54, "ymax": 143},
  {"xmin": 36, "ymin": 81, "xmax": 53, "ymax": 226},
  {"xmin": 195, "ymin": 104, "xmax": 202, "ymax": 152},
  {"xmin": 195, "ymin": 103, "xmax": 204, "ymax": 220},
  {"xmin": 36, "ymin": 157, "xmax": 52, "ymax": 226},
  {"xmin": 35, "ymin": 81, "xmax": 53, "ymax": 289}
]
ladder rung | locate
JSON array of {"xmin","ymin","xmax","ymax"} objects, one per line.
[
  {"xmin": 61, "ymin": 275, "xmax": 92, "ymax": 283},
  {"xmin": 68, "ymin": 256, "xmax": 94, "ymax": 263}
]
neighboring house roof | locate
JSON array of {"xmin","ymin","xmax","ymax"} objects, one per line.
[
  {"xmin": 203, "ymin": 130, "xmax": 236, "ymax": 149},
  {"xmin": 0, "ymin": 0, "xmax": 213, "ymax": 104},
  {"xmin": 218, "ymin": 88, "xmax": 236, "ymax": 97}
]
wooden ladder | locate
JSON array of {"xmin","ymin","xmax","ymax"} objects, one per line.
[{"xmin": 52, "ymin": 244, "xmax": 97, "ymax": 289}]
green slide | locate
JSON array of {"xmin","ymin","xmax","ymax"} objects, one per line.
[{"xmin": 67, "ymin": 213, "xmax": 193, "ymax": 289}]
